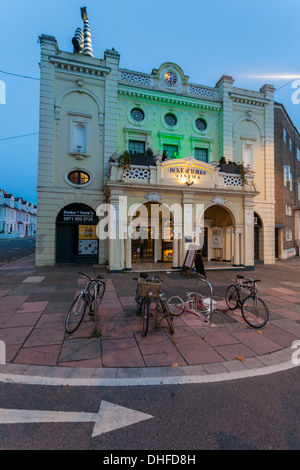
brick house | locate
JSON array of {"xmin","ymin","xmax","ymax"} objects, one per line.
[{"xmin": 274, "ymin": 102, "xmax": 300, "ymax": 259}]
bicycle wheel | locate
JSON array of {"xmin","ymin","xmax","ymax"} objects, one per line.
[
  {"xmin": 241, "ymin": 295, "xmax": 269, "ymax": 328},
  {"xmin": 168, "ymin": 296, "xmax": 184, "ymax": 316},
  {"xmin": 160, "ymin": 298, "xmax": 175, "ymax": 335},
  {"xmin": 225, "ymin": 285, "xmax": 240, "ymax": 310},
  {"xmin": 65, "ymin": 294, "xmax": 87, "ymax": 334},
  {"xmin": 187, "ymin": 292, "xmax": 207, "ymax": 312},
  {"xmin": 141, "ymin": 298, "xmax": 150, "ymax": 337},
  {"xmin": 89, "ymin": 281, "xmax": 106, "ymax": 313}
]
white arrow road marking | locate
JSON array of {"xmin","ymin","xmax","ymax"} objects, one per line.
[{"xmin": 0, "ymin": 400, "xmax": 153, "ymax": 438}]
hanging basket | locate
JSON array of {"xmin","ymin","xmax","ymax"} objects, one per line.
[{"xmin": 138, "ymin": 279, "xmax": 162, "ymax": 298}]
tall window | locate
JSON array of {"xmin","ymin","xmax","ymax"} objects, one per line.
[
  {"xmin": 283, "ymin": 128, "xmax": 287, "ymax": 143},
  {"xmin": 128, "ymin": 140, "xmax": 145, "ymax": 155},
  {"xmin": 163, "ymin": 144, "xmax": 179, "ymax": 158},
  {"xmin": 284, "ymin": 165, "xmax": 292, "ymax": 189},
  {"xmin": 194, "ymin": 148, "xmax": 208, "ymax": 162}
]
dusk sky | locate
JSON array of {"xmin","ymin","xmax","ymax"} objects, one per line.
[{"xmin": 1, "ymin": 0, "xmax": 299, "ymax": 204}]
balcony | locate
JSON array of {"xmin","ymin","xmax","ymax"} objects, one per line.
[{"xmin": 108, "ymin": 157, "xmax": 256, "ymax": 192}]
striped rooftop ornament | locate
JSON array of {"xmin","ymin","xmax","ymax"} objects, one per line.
[
  {"xmin": 72, "ymin": 27, "xmax": 83, "ymax": 53},
  {"xmin": 80, "ymin": 6, "xmax": 94, "ymax": 57}
]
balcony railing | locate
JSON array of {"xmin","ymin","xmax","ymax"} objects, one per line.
[{"xmin": 108, "ymin": 159, "xmax": 256, "ymax": 192}]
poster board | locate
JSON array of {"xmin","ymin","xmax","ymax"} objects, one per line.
[
  {"xmin": 195, "ymin": 251, "xmax": 206, "ymax": 278},
  {"xmin": 180, "ymin": 249, "xmax": 197, "ymax": 278},
  {"xmin": 78, "ymin": 225, "xmax": 98, "ymax": 256},
  {"xmin": 180, "ymin": 249, "xmax": 206, "ymax": 278}
]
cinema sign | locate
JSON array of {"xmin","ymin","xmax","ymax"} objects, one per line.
[{"xmin": 161, "ymin": 157, "xmax": 215, "ymax": 185}]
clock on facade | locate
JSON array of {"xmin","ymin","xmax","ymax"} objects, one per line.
[{"xmin": 164, "ymin": 71, "xmax": 177, "ymax": 86}]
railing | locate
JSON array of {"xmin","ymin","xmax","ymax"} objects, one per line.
[{"xmin": 108, "ymin": 162, "xmax": 255, "ymax": 191}]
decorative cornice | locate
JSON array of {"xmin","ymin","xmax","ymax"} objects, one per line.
[
  {"xmin": 49, "ymin": 56, "xmax": 111, "ymax": 78},
  {"xmin": 118, "ymin": 87, "xmax": 222, "ymax": 111},
  {"xmin": 229, "ymin": 92, "xmax": 270, "ymax": 107}
]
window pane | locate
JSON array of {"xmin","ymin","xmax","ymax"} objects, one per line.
[
  {"xmin": 194, "ymin": 148, "xmax": 208, "ymax": 162},
  {"xmin": 68, "ymin": 171, "xmax": 90, "ymax": 185},
  {"xmin": 164, "ymin": 114, "xmax": 177, "ymax": 127},
  {"xmin": 129, "ymin": 140, "xmax": 145, "ymax": 155},
  {"xmin": 163, "ymin": 144, "xmax": 179, "ymax": 158}
]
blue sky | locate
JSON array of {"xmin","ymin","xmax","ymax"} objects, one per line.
[{"xmin": 1, "ymin": 0, "xmax": 299, "ymax": 204}]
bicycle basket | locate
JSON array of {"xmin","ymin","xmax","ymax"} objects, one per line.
[{"xmin": 138, "ymin": 279, "xmax": 162, "ymax": 298}]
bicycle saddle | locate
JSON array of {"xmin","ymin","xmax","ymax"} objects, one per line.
[
  {"xmin": 140, "ymin": 272, "xmax": 148, "ymax": 279},
  {"xmin": 97, "ymin": 274, "xmax": 104, "ymax": 279},
  {"xmin": 237, "ymin": 275, "xmax": 245, "ymax": 279}
]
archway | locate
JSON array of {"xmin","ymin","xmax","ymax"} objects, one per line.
[
  {"xmin": 202, "ymin": 205, "xmax": 235, "ymax": 263},
  {"xmin": 56, "ymin": 203, "xmax": 99, "ymax": 264},
  {"xmin": 130, "ymin": 202, "xmax": 174, "ymax": 264}
]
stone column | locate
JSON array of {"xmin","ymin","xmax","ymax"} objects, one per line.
[
  {"xmin": 172, "ymin": 238, "xmax": 179, "ymax": 269},
  {"xmin": 233, "ymin": 229, "xmax": 240, "ymax": 266},
  {"xmin": 125, "ymin": 231, "xmax": 132, "ymax": 270}
]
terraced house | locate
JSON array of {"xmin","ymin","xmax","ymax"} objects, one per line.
[{"xmin": 35, "ymin": 7, "xmax": 276, "ymax": 271}]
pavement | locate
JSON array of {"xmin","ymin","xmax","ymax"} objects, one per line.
[{"xmin": 0, "ymin": 254, "xmax": 300, "ymax": 386}]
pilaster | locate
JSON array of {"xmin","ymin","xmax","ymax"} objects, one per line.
[
  {"xmin": 103, "ymin": 49, "xmax": 120, "ymax": 178},
  {"xmin": 216, "ymin": 75, "xmax": 235, "ymax": 162}
]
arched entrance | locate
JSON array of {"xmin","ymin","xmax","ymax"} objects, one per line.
[
  {"xmin": 56, "ymin": 203, "xmax": 99, "ymax": 264},
  {"xmin": 202, "ymin": 205, "xmax": 236, "ymax": 263},
  {"xmin": 130, "ymin": 202, "xmax": 174, "ymax": 264}
]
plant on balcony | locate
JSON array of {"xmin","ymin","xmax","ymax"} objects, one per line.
[
  {"xmin": 118, "ymin": 151, "xmax": 131, "ymax": 170},
  {"xmin": 145, "ymin": 147, "xmax": 154, "ymax": 156},
  {"xmin": 218, "ymin": 158, "xmax": 248, "ymax": 184}
]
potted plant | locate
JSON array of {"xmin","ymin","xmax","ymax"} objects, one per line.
[
  {"xmin": 118, "ymin": 151, "xmax": 131, "ymax": 170},
  {"xmin": 218, "ymin": 157, "xmax": 240, "ymax": 174}
]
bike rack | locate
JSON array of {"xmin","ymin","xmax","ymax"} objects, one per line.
[{"xmin": 195, "ymin": 276, "xmax": 215, "ymax": 324}]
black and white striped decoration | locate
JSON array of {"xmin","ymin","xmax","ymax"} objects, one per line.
[
  {"xmin": 82, "ymin": 19, "xmax": 94, "ymax": 57},
  {"xmin": 72, "ymin": 27, "xmax": 83, "ymax": 53},
  {"xmin": 80, "ymin": 7, "xmax": 94, "ymax": 57}
]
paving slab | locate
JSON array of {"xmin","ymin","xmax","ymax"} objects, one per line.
[{"xmin": 0, "ymin": 254, "xmax": 300, "ymax": 381}]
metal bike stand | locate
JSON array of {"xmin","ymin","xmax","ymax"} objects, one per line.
[{"xmin": 195, "ymin": 276, "xmax": 214, "ymax": 324}]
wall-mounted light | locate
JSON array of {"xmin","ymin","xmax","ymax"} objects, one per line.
[{"xmin": 185, "ymin": 181, "xmax": 194, "ymax": 186}]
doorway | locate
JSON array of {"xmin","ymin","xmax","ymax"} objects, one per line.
[{"xmin": 56, "ymin": 203, "xmax": 99, "ymax": 264}]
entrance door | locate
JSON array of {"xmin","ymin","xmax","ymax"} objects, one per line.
[
  {"xmin": 132, "ymin": 228, "xmax": 154, "ymax": 262},
  {"xmin": 275, "ymin": 228, "xmax": 279, "ymax": 259},
  {"xmin": 56, "ymin": 224, "xmax": 74, "ymax": 264},
  {"xmin": 254, "ymin": 213, "xmax": 262, "ymax": 261},
  {"xmin": 56, "ymin": 203, "xmax": 98, "ymax": 264},
  {"xmin": 202, "ymin": 228, "xmax": 208, "ymax": 258}
]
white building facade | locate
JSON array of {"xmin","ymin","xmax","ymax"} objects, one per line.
[
  {"xmin": 35, "ymin": 9, "xmax": 276, "ymax": 270},
  {"xmin": 0, "ymin": 190, "xmax": 37, "ymax": 239}
]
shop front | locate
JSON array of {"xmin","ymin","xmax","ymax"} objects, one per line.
[
  {"xmin": 105, "ymin": 157, "xmax": 259, "ymax": 271},
  {"xmin": 56, "ymin": 203, "xmax": 99, "ymax": 264}
]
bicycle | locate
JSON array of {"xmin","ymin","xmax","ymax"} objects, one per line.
[
  {"xmin": 136, "ymin": 274, "xmax": 174, "ymax": 337},
  {"xmin": 168, "ymin": 292, "xmax": 214, "ymax": 318},
  {"xmin": 225, "ymin": 274, "xmax": 269, "ymax": 328},
  {"xmin": 168, "ymin": 278, "xmax": 217, "ymax": 324},
  {"xmin": 65, "ymin": 272, "xmax": 106, "ymax": 334},
  {"xmin": 133, "ymin": 272, "xmax": 148, "ymax": 316}
]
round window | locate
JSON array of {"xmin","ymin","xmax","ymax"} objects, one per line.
[
  {"xmin": 195, "ymin": 118, "xmax": 207, "ymax": 131},
  {"xmin": 164, "ymin": 113, "xmax": 177, "ymax": 127},
  {"xmin": 130, "ymin": 108, "xmax": 145, "ymax": 122},
  {"xmin": 68, "ymin": 170, "xmax": 90, "ymax": 185}
]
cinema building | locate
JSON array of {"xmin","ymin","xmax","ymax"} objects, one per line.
[{"xmin": 35, "ymin": 10, "xmax": 276, "ymax": 271}]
